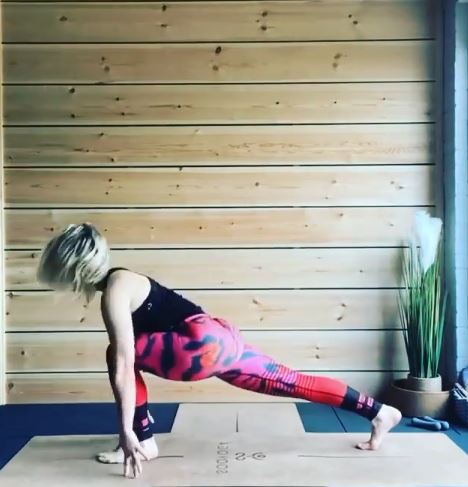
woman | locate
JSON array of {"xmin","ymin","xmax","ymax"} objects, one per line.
[{"xmin": 37, "ymin": 223, "xmax": 402, "ymax": 479}]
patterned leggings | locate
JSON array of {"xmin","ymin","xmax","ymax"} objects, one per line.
[{"xmin": 106, "ymin": 314, "xmax": 382, "ymax": 441}]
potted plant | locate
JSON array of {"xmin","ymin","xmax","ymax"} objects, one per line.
[{"xmin": 388, "ymin": 211, "xmax": 450, "ymax": 418}]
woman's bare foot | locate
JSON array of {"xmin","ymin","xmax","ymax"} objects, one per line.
[
  {"xmin": 356, "ymin": 404, "xmax": 402, "ymax": 451},
  {"xmin": 96, "ymin": 436, "xmax": 159, "ymax": 464}
]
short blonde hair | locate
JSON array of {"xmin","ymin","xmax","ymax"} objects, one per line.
[{"xmin": 37, "ymin": 223, "xmax": 110, "ymax": 302}]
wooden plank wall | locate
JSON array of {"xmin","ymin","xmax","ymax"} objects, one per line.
[
  {"xmin": 0, "ymin": 2, "xmax": 5, "ymax": 405},
  {"xmin": 2, "ymin": 0, "xmax": 436, "ymax": 404}
]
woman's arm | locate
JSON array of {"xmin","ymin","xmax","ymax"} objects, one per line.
[
  {"xmin": 100, "ymin": 274, "xmax": 148, "ymax": 477},
  {"xmin": 101, "ymin": 277, "xmax": 135, "ymax": 435}
]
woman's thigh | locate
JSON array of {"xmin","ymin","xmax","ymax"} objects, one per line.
[{"xmin": 134, "ymin": 314, "xmax": 244, "ymax": 381}]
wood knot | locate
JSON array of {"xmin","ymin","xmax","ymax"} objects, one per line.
[
  {"xmin": 262, "ymin": 10, "xmax": 268, "ymax": 17},
  {"xmin": 162, "ymin": 4, "xmax": 167, "ymax": 11},
  {"xmin": 212, "ymin": 65, "xmax": 219, "ymax": 71},
  {"xmin": 59, "ymin": 15, "xmax": 68, "ymax": 22},
  {"xmin": 69, "ymin": 87, "xmax": 75, "ymax": 94},
  {"xmin": 215, "ymin": 46, "xmax": 222, "ymax": 55},
  {"xmin": 261, "ymin": 25, "xmax": 267, "ymax": 31}
]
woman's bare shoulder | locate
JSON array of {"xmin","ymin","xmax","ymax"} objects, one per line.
[
  {"xmin": 105, "ymin": 269, "xmax": 150, "ymax": 312},
  {"xmin": 106, "ymin": 269, "xmax": 141, "ymax": 293}
]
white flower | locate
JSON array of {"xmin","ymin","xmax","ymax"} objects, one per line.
[{"xmin": 412, "ymin": 211, "xmax": 442, "ymax": 273}]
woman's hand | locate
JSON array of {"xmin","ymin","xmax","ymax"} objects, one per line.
[{"xmin": 119, "ymin": 430, "xmax": 149, "ymax": 478}]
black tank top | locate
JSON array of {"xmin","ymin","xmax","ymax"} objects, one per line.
[{"xmin": 102, "ymin": 268, "xmax": 204, "ymax": 334}]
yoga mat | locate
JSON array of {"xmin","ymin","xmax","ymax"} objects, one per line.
[{"xmin": 1, "ymin": 404, "xmax": 466, "ymax": 486}]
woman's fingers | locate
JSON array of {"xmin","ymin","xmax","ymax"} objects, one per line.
[
  {"xmin": 123, "ymin": 449, "xmax": 145, "ymax": 479},
  {"xmin": 124, "ymin": 455, "xmax": 131, "ymax": 478},
  {"xmin": 133, "ymin": 453, "xmax": 142, "ymax": 477},
  {"xmin": 126, "ymin": 453, "xmax": 142, "ymax": 479}
]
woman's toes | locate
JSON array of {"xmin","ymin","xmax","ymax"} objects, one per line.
[
  {"xmin": 356, "ymin": 440, "xmax": 377, "ymax": 451},
  {"xmin": 96, "ymin": 449, "xmax": 124, "ymax": 464}
]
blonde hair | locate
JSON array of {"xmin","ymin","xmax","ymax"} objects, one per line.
[{"xmin": 37, "ymin": 223, "xmax": 110, "ymax": 302}]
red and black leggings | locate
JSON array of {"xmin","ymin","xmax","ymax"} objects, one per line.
[{"xmin": 106, "ymin": 314, "xmax": 382, "ymax": 441}]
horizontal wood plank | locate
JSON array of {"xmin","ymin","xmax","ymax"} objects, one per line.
[
  {"xmin": 5, "ymin": 125, "xmax": 434, "ymax": 166},
  {"xmin": 3, "ymin": 1, "xmax": 434, "ymax": 42},
  {"xmin": 5, "ymin": 207, "xmax": 425, "ymax": 249},
  {"xmin": 5, "ymin": 289, "xmax": 400, "ymax": 331},
  {"xmin": 4, "ymin": 166, "xmax": 434, "ymax": 207},
  {"xmin": 4, "ymin": 41, "xmax": 434, "ymax": 84},
  {"xmin": 6, "ymin": 330, "xmax": 407, "ymax": 372},
  {"xmin": 4, "ymin": 83, "xmax": 435, "ymax": 125},
  {"xmin": 6, "ymin": 248, "xmax": 403, "ymax": 290},
  {"xmin": 5, "ymin": 371, "xmax": 407, "ymax": 404}
]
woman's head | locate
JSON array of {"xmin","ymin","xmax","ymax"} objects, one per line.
[{"xmin": 37, "ymin": 223, "xmax": 110, "ymax": 302}]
